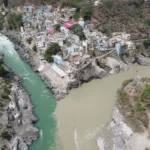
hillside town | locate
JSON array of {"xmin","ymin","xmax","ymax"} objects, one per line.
[{"xmin": 4, "ymin": 4, "xmax": 136, "ymax": 99}]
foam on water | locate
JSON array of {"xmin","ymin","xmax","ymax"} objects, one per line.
[{"xmin": 74, "ymin": 129, "xmax": 80, "ymax": 150}]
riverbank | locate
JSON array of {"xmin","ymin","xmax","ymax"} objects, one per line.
[
  {"xmin": 0, "ymin": 54, "xmax": 39, "ymax": 150},
  {"xmin": 97, "ymin": 77, "xmax": 150, "ymax": 150},
  {"xmin": 2, "ymin": 31, "xmax": 150, "ymax": 101}
]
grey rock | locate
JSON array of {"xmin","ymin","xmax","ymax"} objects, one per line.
[{"xmin": 135, "ymin": 54, "xmax": 150, "ymax": 66}]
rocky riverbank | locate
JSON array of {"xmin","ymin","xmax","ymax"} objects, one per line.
[
  {"xmin": 0, "ymin": 54, "xmax": 39, "ymax": 150},
  {"xmin": 96, "ymin": 77, "xmax": 150, "ymax": 150},
  {"xmin": 2, "ymin": 32, "xmax": 150, "ymax": 100}
]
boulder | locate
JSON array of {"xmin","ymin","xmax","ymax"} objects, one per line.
[
  {"xmin": 105, "ymin": 57, "xmax": 121, "ymax": 74},
  {"xmin": 135, "ymin": 54, "xmax": 150, "ymax": 66}
]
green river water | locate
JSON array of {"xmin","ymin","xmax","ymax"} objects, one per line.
[
  {"xmin": 0, "ymin": 35, "xmax": 58, "ymax": 150},
  {"xmin": 1, "ymin": 34, "xmax": 150, "ymax": 150}
]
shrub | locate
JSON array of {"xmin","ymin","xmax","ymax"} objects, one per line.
[
  {"xmin": 0, "ymin": 22, "xmax": 3, "ymax": 30},
  {"xmin": 8, "ymin": 13, "xmax": 23, "ymax": 30},
  {"xmin": 1, "ymin": 131, "xmax": 11, "ymax": 140},
  {"xmin": 136, "ymin": 103, "xmax": 145, "ymax": 111},
  {"xmin": 26, "ymin": 37, "xmax": 32, "ymax": 44},
  {"xmin": 71, "ymin": 24, "xmax": 86, "ymax": 40},
  {"xmin": 82, "ymin": 8, "xmax": 92, "ymax": 21},
  {"xmin": 4, "ymin": 87, "xmax": 11, "ymax": 95},
  {"xmin": 73, "ymin": 12, "xmax": 81, "ymax": 21},
  {"xmin": 54, "ymin": 24, "xmax": 60, "ymax": 31},
  {"xmin": 143, "ymin": 40, "xmax": 150, "ymax": 49},
  {"xmin": 141, "ymin": 85, "xmax": 150, "ymax": 101},
  {"xmin": 32, "ymin": 45, "xmax": 37, "ymax": 52},
  {"xmin": 144, "ymin": 19, "xmax": 150, "ymax": 26},
  {"xmin": 0, "ymin": 65, "xmax": 6, "ymax": 77},
  {"xmin": 122, "ymin": 79, "xmax": 132, "ymax": 88},
  {"xmin": 1, "ymin": 94, "xmax": 9, "ymax": 99},
  {"xmin": 0, "ymin": 59, "xmax": 3, "ymax": 65}
]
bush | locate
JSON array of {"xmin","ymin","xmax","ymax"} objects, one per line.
[
  {"xmin": 26, "ymin": 37, "xmax": 32, "ymax": 45},
  {"xmin": 32, "ymin": 45, "xmax": 37, "ymax": 52},
  {"xmin": 118, "ymin": 89, "xmax": 129, "ymax": 101},
  {"xmin": 71, "ymin": 24, "xmax": 86, "ymax": 40},
  {"xmin": 0, "ymin": 65, "xmax": 6, "ymax": 77},
  {"xmin": 54, "ymin": 24, "xmax": 60, "ymax": 31},
  {"xmin": 122, "ymin": 79, "xmax": 132, "ymax": 88},
  {"xmin": 82, "ymin": 8, "xmax": 92, "ymax": 21},
  {"xmin": 73, "ymin": 12, "xmax": 81, "ymax": 21},
  {"xmin": 1, "ymin": 131, "xmax": 11, "ymax": 140},
  {"xmin": 141, "ymin": 85, "xmax": 150, "ymax": 101},
  {"xmin": 0, "ymin": 22, "xmax": 3, "ymax": 30},
  {"xmin": 1, "ymin": 94, "xmax": 9, "ymax": 99},
  {"xmin": 8, "ymin": 13, "xmax": 23, "ymax": 30},
  {"xmin": 44, "ymin": 43, "xmax": 61, "ymax": 62},
  {"xmin": 143, "ymin": 40, "xmax": 150, "ymax": 49},
  {"xmin": 144, "ymin": 19, "xmax": 150, "ymax": 26},
  {"xmin": 4, "ymin": 87, "xmax": 11, "ymax": 95},
  {"xmin": 136, "ymin": 103, "xmax": 145, "ymax": 111}
]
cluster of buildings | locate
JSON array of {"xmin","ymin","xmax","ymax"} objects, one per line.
[{"xmin": 17, "ymin": 5, "xmax": 135, "ymax": 79}]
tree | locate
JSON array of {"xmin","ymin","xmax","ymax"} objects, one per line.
[
  {"xmin": 143, "ymin": 40, "xmax": 150, "ymax": 49},
  {"xmin": 1, "ymin": 131, "xmax": 11, "ymax": 140},
  {"xmin": 71, "ymin": 24, "xmax": 86, "ymax": 40},
  {"xmin": 82, "ymin": 8, "xmax": 92, "ymax": 21},
  {"xmin": 32, "ymin": 45, "xmax": 37, "ymax": 52},
  {"xmin": 54, "ymin": 24, "xmax": 60, "ymax": 31},
  {"xmin": 44, "ymin": 43, "xmax": 61, "ymax": 62},
  {"xmin": 26, "ymin": 37, "xmax": 32, "ymax": 45},
  {"xmin": 0, "ymin": 65, "xmax": 6, "ymax": 77},
  {"xmin": 8, "ymin": 13, "xmax": 23, "ymax": 30}
]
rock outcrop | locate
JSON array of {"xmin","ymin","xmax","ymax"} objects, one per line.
[
  {"xmin": 0, "ymin": 77, "xmax": 39, "ymax": 150},
  {"xmin": 135, "ymin": 54, "xmax": 150, "ymax": 66}
]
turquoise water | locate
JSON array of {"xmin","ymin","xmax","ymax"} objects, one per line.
[{"xmin": 0, "ymin": 35, "xmax": 57, "ymax": 150}]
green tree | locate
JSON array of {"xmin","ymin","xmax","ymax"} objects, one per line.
[
  {"xmin": 54, "ymin": 24, "xmax": 60, "ymax": 31},
  {"xmin": 26, "ymin": 37, "xmax": 32, "ymax": 44},
  {"xmin": 143, "ymin": 40, "xmax": 150, "ymax": 49},
  {"xmin": 1, "ymin": 131, "xmax": 11, "ymax": 140},
  {"xmin": 44, "ymin": 43, "xmax": 61, "ymax": 62},
  {"xmin": 8, "ymin": 13, "xmax": 23, "ymax": 30},
  {"xmin": 82, "ymin": 8, "xmax": 92, "ymax": 21},
  {"xmin": 0, "ymin": 65, "xmax": 6, "ymax": 77},
  {"xmin": 32, "ymin": 45, "xmax": 37, "ymax": 52},
  {"xmin": 71, "ymin": 24, "xmax": 86, "ymax": 40},
  {"xmin": 141, "ymin": 85, "xmax": 150, "ymax": 101}
]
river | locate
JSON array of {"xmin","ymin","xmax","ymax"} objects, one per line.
[
  {"xmin": 1, "ymin": 34, "xmax": 150, "ymax": 150},
  {"xmin": 0, "ymin": 35, "xmax": 58, "ymax": 150}
]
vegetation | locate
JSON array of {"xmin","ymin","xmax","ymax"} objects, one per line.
[
  {"xmin": 143, "ymin": 40, "xmax": 150, "ymax": 49},
  {"xmin": 26, "ymin": 37, "xmax": 33, "ymax": 45},
  {"xmin": 82, "ymin": 8, "xmax": 92, "ymax": 21},
  {"xmin": 32, "ymin": 45, "xmax": 37, "ymax": 52},
  {"xmin": 0, "ymin": 21, "xmax": 3, "ymax": 30},
  {"xmin": 8, "ymin": 13, "xmax": 23, "ymax": 30},
  {"xmin": 71, "ymin": 24, "xmax": 86, "ymax": 40},
  {"xmin": 73, "ymin": 7, "xmax": 92, "ymax": 21},
  {"xmin": 0, "ymin": 15, "xmax": 4, "ymax": 30},
  {"xmin": 141, "ymin": 85, "xmax": 150, "ymax": 101},
  {"xmin": 92, "ymin": 0, "xmax": 150, "ymax": 36},
  {"xmin": 0, "ymin": 65, "xmax": 6, "ymax": 77},
  {"xmin": 1, "ymin": 131, "xmax": 11, "ymax": 140},
  {"xmin": 122, "ymin": 79, "xmax": 132, "ymax": 88},
  {"xmin": 54, "ymin": 24, "xmax": 60, "ymax": 31},
  {"xmin": 44, "ymin": 43, "xmax": 61, "ymax": 62},
  {"xmin": 136, "ymin": 103, "xmax": 146, "ymax": 111},
  {"xmin": 144, "ymin": 19, "xmax": 150, "ymax": 26},
  {"xmin": 117, "ymin": 78, "xmax": 150, "ymax": 130}
]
